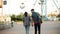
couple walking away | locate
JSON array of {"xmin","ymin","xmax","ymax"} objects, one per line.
[{"xmin": 23, "ymin": 9, "xmax": 42, "ymax": 34}]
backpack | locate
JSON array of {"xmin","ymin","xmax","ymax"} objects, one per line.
[{"xmin": 39, "ymin": 17, "xmax": 42, "ymax": 24}]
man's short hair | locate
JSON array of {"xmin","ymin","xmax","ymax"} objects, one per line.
[{"xmin": 31, "ymin": 9, "xmax": 34, "ymax": 11}]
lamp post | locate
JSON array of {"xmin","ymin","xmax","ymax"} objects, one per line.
[{"xmin": 2, "ymin": 0, "xmax": 7, "ymax": 16}]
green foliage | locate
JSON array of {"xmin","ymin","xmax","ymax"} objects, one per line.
[
  {"xmin": 57, "ymin": 14, "xmax": 60, "ymax": 18},
  {"xmin": 16, "ymin": 13, "xmax": 24, "ymax": 21},
  {"xmin": 11, "ymin": 14, "xmax": 16, "ymax": 21},
  {"xmin": 10, "ymin": 13, "xmax": 24, "ymax": 21},
  {"xmin": 56, "ymin": 14, "xmax": 60, "ymax": 21}
]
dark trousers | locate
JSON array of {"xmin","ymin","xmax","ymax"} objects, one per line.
[{"xmin": 34, "ymin": 23, "xmax": 41, "ymax": 34}]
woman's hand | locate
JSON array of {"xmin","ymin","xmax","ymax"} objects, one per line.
[{"xmin": 31, "ymin": 22, "xmax": 34, "ymax": 27}]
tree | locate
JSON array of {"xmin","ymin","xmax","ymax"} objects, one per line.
[
  {"xmin": 11, "ymin": 14, "xmax": 16, "ymax": 21},
  {"xmin": 57, "ymin": 14, "xmax": 60, "ymax": 18},
  {"xmin": 16, "ymin": 12, "xmax": 24, "ymax": 21},
  {"xmin": 56, "ymin": 14, "xmax": 60, "ymax": 20},
  {"xmin": 10, "ymin": 12, "xmax": 24, "ymax": 21}
]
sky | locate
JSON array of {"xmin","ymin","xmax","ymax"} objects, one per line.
[{"xmin": 0, "ymin": 0, "xmax": 59, "ymax": 16}]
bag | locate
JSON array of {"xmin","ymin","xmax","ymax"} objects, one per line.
[
  {"xmin": 37, "ymin": 13, "xmax": 43, "ymax": 24},
  {"xmin": 39, "ymin": 18, "xmax": 42, "ymax": 24}
]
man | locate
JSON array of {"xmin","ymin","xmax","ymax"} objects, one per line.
[{"xmin": 31, "ymin": 9, "xmax": 42, "ymax": 34}]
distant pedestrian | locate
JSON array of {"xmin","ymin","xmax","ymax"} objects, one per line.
[
  {"xmin": 23, "ymin": 12, "xmax": 31, "ymax": 34},
  {"xmin": 31, "ymin": 9, "xmax": 42, "ymax": 34},
  {"xmin": 11, "ymin": 21, "xmax": 14, "ymax": 27}
]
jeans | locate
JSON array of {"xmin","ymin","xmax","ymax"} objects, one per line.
[
  {"xmin": 34, "ymin": 24, "xmax": 41, "ymax": 34},
  {"xmin": 25, "ymin": 25, "xmax": 30, "ymax": 34}
]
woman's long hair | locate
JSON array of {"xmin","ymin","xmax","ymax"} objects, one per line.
[{"xmin": 24, "ymin": 12, "xmax": 28, "ymax": 17}]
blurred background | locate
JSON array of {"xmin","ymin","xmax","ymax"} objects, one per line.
[
  {"xmin": 0, "ymin": 0, "xmax": 60, "ymax": 21},
  {"xmin": 0, "ymin": 0, "xmax": 60, "ymax": 34}
]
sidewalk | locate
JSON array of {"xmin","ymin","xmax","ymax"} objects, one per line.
[
  {"xmin": 0, "ymin": 21, "xmax": 60, "ymax": 34},
  {"xmin": 0, "ymin": 24, "xmax": 11, "ymax": 30}
]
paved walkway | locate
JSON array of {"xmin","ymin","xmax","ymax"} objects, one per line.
[{"xmin": 0, "ymin": 21, "xmax": 60, "ymax": 34}]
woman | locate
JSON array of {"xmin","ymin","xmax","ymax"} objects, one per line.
[{"xmin": 23, "ymin": 12, "xmax": 31, "ymax": 34}]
